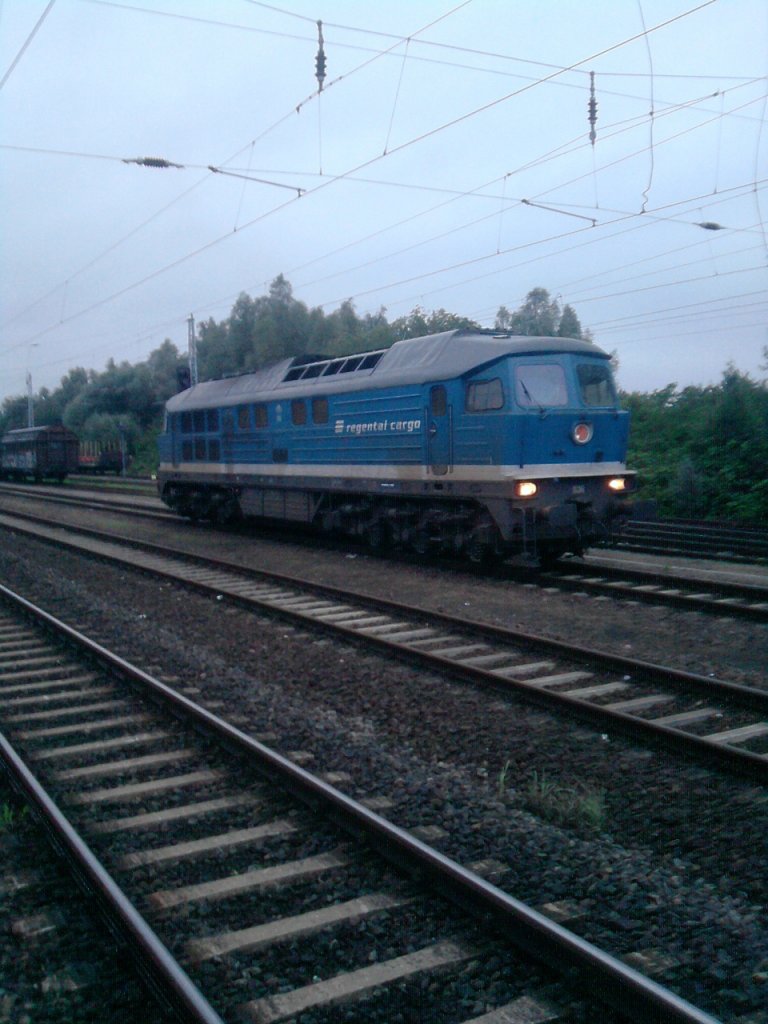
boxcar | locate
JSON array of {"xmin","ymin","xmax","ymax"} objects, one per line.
[
  {"xmin": 77, "ymin": 440, "xmax": 126, "ymax": 475},
  {"xmin": 0, "ymin": 425, "xmax": 79, "ymax": 482}
]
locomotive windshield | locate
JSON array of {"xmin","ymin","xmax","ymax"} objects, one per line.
[
  {"xmin": 577, "ymin": 362, "xmax": 616, "ymax": 406},
  {"xmin": 514, "ymin": 363, "xmax": 568, "ymax": 408}
]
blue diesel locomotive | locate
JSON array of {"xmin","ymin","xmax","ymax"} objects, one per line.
[{"xmin": 157, "ymin": 329, "xmax": 640, "ymax": 565}]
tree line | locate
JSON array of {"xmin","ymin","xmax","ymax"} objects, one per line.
[{"xmin": 2, "ymin": 279, "xmax": 765, "ymax": 522}]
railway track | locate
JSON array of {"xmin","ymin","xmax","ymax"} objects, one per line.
[
  {"xmin": 0, "ymin": 585, "xmax": 720, "ymax": 1024},
  {"xmin": 545, "ymin": 561, "xmax": 768, "ymax": 621},
  {"xmin": 1, "ymin": 510, "xmax": 767, "ymax": 784},
  {"xmin": 2, "ymin": 483, "xmax": 768, "ymax": 622},
  {"xmin": 609, "ymin": 519, "xmax": 768, "ymax": 564},
  {"xmin": 0, "ymin": 482, "xmax": 170, "ymax": 521},
  {"xmin": 0, "ymin": 771, "xmax": 173, "ymax": 1024}
]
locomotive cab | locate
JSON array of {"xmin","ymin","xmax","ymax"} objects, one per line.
[{"xmin": 483, "ymin": 348, "xmax": 634, "ymax": 563}]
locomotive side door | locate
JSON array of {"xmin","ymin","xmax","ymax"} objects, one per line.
[{"xmin": 427, "ymin": 385, "xmax": 452, "ymax": 475}]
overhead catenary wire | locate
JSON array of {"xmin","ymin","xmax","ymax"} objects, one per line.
[
  {"xmin": 89, "ymin": 0, "xmax": 756, "ymax": 84},
  {"xmin": 85, "ymin": 0, "xmax": 768, "ymax": 155},
  {"xmin": 752, "ymin": 51, "xmax": 768, "ymax": 262},
  {"xmin": 351, "ymin": 181, "xmax": 767, "ymax": 321},
  {"xmin": 0, "ymin": 0, "xmax": 56, "ymax": 92},
  {"xmin": 225, "ymin": 71, "xmax": 768, "ymax": 321},
  {"xmin": 6, "ymin": 0, "xmax": 765, "ymax": 403},
  {"xmin": 286, "ymin": 96, "xmax": 768, "ymax": 300},
  {"xmin": 636, "ymin": 0, "xmax": 656, "ymax": 213},
  {"xmin": 0, "ymin": 0, "xmax": 475, "ymax": 341},
  {"xmin": 1, "ymin": 37, "xmax": 759, "ymax": 343},
  {"xmin": 3, "ymin": 1, "xmax": 724, "ymax": 360},
  {"xmin": 592, "ymin": 299, "xmax": 768, "ymax": 334}
]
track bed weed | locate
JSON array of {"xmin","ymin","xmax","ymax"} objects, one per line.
[
  {"xmin": 0, "ymin": 801, "xmax": 29, "ymax": 832},
  {"xmin": 522, "ymin": 770, "xmax": 606, "ymax": 834}
]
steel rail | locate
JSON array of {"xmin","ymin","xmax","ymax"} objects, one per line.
[
  {"xmin": 0, "ymin": 582, "xmax": 721, "ymax": 1024},
  {"xmin": 613, "ymin": 521, "xmax": 768, "ymax": 563},
  {"xmin": 0, "ymin": 483, "xmax": 168, "ymax": 520},
  {"xmin": 545, "ymin": 562, "xmax": 768, "ymax": 621},
  {"xmin": 1, "ymin": 510, "xmax": 767, "ymax": 781},
  {"xmin": 3, "ymin": 486, "xmax": 767, "ymax": 621},
  {"xmin": 1, "ymin": 506, "xmax": 765, "ymax": 709},
  {"xmin": 0, "ymin": 728, "xmax": 225, "ymax": 1024}
]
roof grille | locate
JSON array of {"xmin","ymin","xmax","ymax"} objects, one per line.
[{"xmin": 281, "ymin": 350, "xmax": 384, "ymax": 383}]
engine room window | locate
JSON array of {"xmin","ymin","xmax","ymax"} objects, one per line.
[
  {"xmin": 193, "ymin": 410, "xmax": 205, "ymax": 432},
  {"xmin": 254, "ymin": 404, "xmax": 268, "ymax": 428},
  {"xmin": 206, "ymin": 409, "xmax": 219, "ymax": 432},
  {"xmin": 237, "ymin": 405, "xmax": 250, "ymax": 430},
  {"xmin": 515, "ymin": 364, "xmax": 568, "ymax": 408},
  {"xmin": 340, "ymin": 356, "xmax": 363, "ymax": 373},
  {"xmin": 194, "ymin": 438, "xmax": 206, "ymax": 459},
  {"xmin": 302, "ymin": 363, "xmax": 324, "ymax": 379},
  {"xmin": 312, "ymin": 397, "xmax": 328, "ymax": 424},
  {"xmin": 466, "ymin": 378, "xmax": 504, "ymax": 412},
  {"xmin": 181, "ymin": 412, "xmax": 193, "ymax": 433},
  {"xmin": 360, "ymin": 352, "xmax": 383, "ymax": 370},
  {"xmin": 577, "ymin": 363, "xmax": 616, "ymax": 406},
  {"xmin": 182, "ymin": 440, "xmax": 193, "ymax": 460},
  {"xmin": 291, "ymin": 399, "xmax": 307, "ymax": 425},
  {"xmin": 208, "ymin": 439, "xmax": 220, "ymax": 460}
]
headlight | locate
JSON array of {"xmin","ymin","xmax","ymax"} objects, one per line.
[
  {"xmin": 515, "ymin": 481, "xmax": 538, "ymax": 497},
  {"xmin": 608, "ymin": 477, "xmax": 626, "ymax": 491},
  {"xmin": 571, "ymin": 422, "xmax": 593, "ymax": 444}
]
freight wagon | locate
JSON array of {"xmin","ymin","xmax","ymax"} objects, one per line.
[{"xmin": 0, "ymin": 425, "xmax": 79, "ymax": 482}]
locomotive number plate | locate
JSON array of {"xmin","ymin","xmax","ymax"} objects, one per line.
[{"xmin": 571, "ymin": 485, "xmax": 585, "ymax": 495}]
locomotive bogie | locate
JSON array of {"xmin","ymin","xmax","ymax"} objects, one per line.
[{"xmin": 158, "ymin": 330, "xmax": 640, "ymax": 566}]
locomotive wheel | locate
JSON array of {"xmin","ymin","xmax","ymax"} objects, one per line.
[
  {"xmin": 538, "ymin": 549, "xmax": 564, "ymax": 570},
  {"xmin": 365, "ymin": 521, "xmax": 388, "ymax": 551},
  {"xmin": 410, "ymin": 529, "xmax": 430, "ymax": 556},
  {"xmin": 213, "ymin": 497, "xmax": 241, "ymax": 526},
  {"xmin": 466, "ymin": 536, "xmax": 490, "ymax": 565}
]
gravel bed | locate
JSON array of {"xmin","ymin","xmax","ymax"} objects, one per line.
[
  {"xmin": 4, "ymin": 492, "xmax": 767, "ymax": 684},
  {"xmin": 0, "ymin": 776, "xmax": 175, "ymax": 1023},
  {"xmin": 0, "ymin": 520, "xmax": 767, "ymax": 1021}
]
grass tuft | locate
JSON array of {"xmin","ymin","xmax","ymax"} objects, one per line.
[
  {"xmin": 497, "ymin": 759, "xmax": 512, "ymax": 798},
  {"xmin": 523, "ymin": 770, "xmax": 606, "ymax": 833},
  {"xmin": 0, "ymin": 801, "xmax": 29, "ymax": 832}
]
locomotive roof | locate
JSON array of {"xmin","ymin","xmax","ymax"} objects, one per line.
[{"xmin": 166, "ymin": 330, "xmax": 609, "ymax": 412}]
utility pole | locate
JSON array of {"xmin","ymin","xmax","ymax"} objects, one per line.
[
  {"xmin": 25, "ymin": 342, "xmax": 38, "ymax": 428},
  {"xmin": 187, "ymin": 313, "xmax": 198, "ymax": 386},
  {"xmin": 117, "ymin": 421, "xmax": 127, "ymax": 477},
  {"xmin": 26, "ymin": 371, "xmax": 34, "ymax": 428}
]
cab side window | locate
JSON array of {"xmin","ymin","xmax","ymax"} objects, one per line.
[
  {"xmin": 577, "ymin": 363, "xmax": 616, "ymax": 406},
  {"xmin": 466, "ymin": 378, "xmax": 504, "ymax": 412}
]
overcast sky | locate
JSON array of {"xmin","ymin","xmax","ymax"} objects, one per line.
[{"xmin": 1, "ymin": 0, "xmax": 766, "ymax": 404}]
